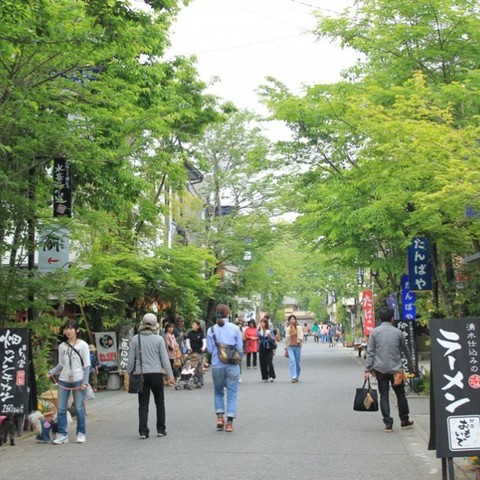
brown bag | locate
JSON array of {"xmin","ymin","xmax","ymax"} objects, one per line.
[{"xmin": 393, "ymin": 370, "xmax": 404, "ymax": 386}]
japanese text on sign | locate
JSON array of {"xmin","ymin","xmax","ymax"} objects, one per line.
[
  {"xmin": 53, "ymin": 158, "xmax": 71, "ymax": 217},
  {"xmin": 407, "ymin": 237, "xmax": 432, "ymax": 291},
  {"xmin": 401, "ymin": 274, "xmax": 416, "ymax": 320},
  {"xmin": 362, "ymin": 290, "xmax": 375, "ymax": 335},
  {"xmin": 0, "ymin": 329, "xmax": 29, "ymax": 414}
]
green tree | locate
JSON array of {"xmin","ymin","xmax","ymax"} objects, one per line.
[
  {"xmin": 260, "ymin": 0, "xmax": 480, "ymax": 319},
  {"xmin": 0, "ymin": 0, "xmax": 217, "ymax": 332}
]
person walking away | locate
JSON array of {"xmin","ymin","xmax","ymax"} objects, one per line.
[
  {"xmin": 128, "ymin": 313, "xmax": 174, "ymax": 439},
  {"xmin": 243, "ymin": 320, "xmax": 259, "ymax": 369},
  {"xmin": 185, "ymin": 320, "xmax": 206, "ymax": 386},
  {"xmin": 47, "ymin": 319, "xmax": 90, "ymax": 445},
  {"xmin": 206, "ymin": 304, "xmax": 243, "ymax": 432},
  {"xmin": 311, "ymin": 322, "xmax": 320, "ymax": 344},
  {"xmin": 285, "ymin": 315, "xmax": 303, "ymax": 383},
  {"xmin": 321, "ymin": 323, "xmax": 328, "ymax": 344},
  {"xmin": 257, "ymin": 318, "xmax": 276, "ymax": 382},
  {"xmin": 328, "ymin": 324, "xmax": 337, "ymax": 347},
  {"xmin": 364, "ymin": 306, "xmax": 415, "ymax": 432}
]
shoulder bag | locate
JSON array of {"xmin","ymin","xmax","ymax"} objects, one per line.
[
  {"xmin": 210, "ymin": 327, "xmax": 242, "ymax": 365},
  {"xmin": 353, "ymin": 377, "xmax": 378, "ymax": 412},
  {"xmin": 128, "ymin": 335, "xmax": 144, "ymax": 394}
]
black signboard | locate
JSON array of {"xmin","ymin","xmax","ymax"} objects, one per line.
[
  {"xmin": 395, "ymin": 319, "xmax": 418, "ymax": 374},
  {"xmin": 430, "ymin": 318, "xmax": 480, "ymax": 458},
  {"xmin": 53, "ymin": 157, "xmax": 72, "ymax": 217},
  {"xmin": 0, "ymin": 329, "xmax": 30, "ymax": 414}
]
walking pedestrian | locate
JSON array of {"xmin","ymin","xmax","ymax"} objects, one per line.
[
  {"xmin": 364, "ymin": 306, "xmax": 415, "ymax": 432},
  {"xmin": 328, "ymin": 323, "xmax": 337, "ymax": 347},
  {"xmin": 47, "ymin": 319, "xmax": 90, "ymax": 445},
  {"xmin": 302, "ymin": 323, "xmax": 309, "ymax": 343},
  {"xmin": 258, "ymin": 318, "xmax": 276, "ymax": 382},
  {"xmin": 311, "ymin": 322, "xmax": 320, "ymax": 343},
  {"xmin": 321, "ymin": 323, "xmax": 328, "ymax": 344},
  {"xmin": 206, "ymin": 304, "xmax": 243, "ymax": 432},
  {"xmin": 128, "ymin": 313, "xmax": 174, "ymax": 439},
  {"xmin": 243, "ymin": 319, "xmax": 258, "ymax": 369},
  {"xmin": 185, "ymin": 320, "xmax": 206, "ymax": 386},
  {"xmin": 285, "ymin": 315, "xmax": 303, "ymax": 383}
]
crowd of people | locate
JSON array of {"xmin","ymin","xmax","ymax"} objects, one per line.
[{"xmin": 45, "ymin": 311, "xmax": 350, "ymax": 442}]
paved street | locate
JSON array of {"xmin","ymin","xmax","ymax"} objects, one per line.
[{"xmin": 0, "ymin": 342, "xmax": 475, "ymax": 480}]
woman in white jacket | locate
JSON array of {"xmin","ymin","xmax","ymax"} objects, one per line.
[{"xmin": 284, "ymin": 315, "xmax": 303, "ymax": 383}]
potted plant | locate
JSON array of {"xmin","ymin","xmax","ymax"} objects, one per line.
[{"xmin": 468, "ymin": 456, "xmax": 480, "ymax": 479}]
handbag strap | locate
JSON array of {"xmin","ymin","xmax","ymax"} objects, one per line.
[
  {"xmin": 133, "ymin": 334, "xmax": 143, "ymax": 374},
  {"xmin": 66, "ymin": 342, "xmax": 84, "ymax": 367},
  {"xmin": 210, "ymin": 326, "xmax": 235, "ymax": 350},
  {"xmin": 362, "ymin": 377, "xmax": 372, "ymax": 390}
]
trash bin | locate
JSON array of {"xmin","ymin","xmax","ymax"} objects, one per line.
[{"xmin": 106, "ymin": 372, "xmax": 120, "ymax": 390}]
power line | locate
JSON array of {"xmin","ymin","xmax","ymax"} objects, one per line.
[{"xmin": 288, "ymin": 0, "xmax": 344, "ymax": 16}]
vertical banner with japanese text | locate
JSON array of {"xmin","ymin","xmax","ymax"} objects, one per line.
[
  {"xmin": 401, "ymin": 274, "xmax": 416, "ymax": 320},
  {"xmin": 386, "ymin": 293, "xmax": 400, "ymax": 321},
  {"xmin": 407, "ymin": 237, "xmax": 433, "ymax": 291},
  {"xmin": 394, "ymin": 320, "xmax": 417, "ymax": 374},
  {"xmin": 117, "ymin": 326, "xmax": 133, "ymax": 373},
  {"xmin": 0, "ymin": 329, "xmax": 30, "ymax": 414},
  {"xmin": 430, "ymin": 318, "xmax": 480, "ymax": 458},
  {"xmin": 53, "ymin": 157, "xmax": 72, "ymax": 217},
  {"xmin": 362, "ymin": 290, "xmax": 375, "ymax": 335}
]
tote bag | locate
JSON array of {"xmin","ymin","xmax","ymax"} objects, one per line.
[{"xmin": 353, "ymin": 378, "xmax": 379, "ymax": 412}]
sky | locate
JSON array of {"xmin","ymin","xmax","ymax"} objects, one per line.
[{"xmin": 166, "ymin": 0, "xmax": 357, "ymax": 115}]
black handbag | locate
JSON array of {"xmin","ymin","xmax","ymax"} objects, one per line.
[
  {"xmin": 353, "ymin": 378, "xmax": 379, "ymax": 412},
  {"xmin": 128, "ymin": 334, "xmax": 144, "ymax": 394}
]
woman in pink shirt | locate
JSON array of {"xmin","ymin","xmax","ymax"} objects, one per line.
[{"xmin": 243, "ymin": 320, "xmax": 258, "ymax": 369}]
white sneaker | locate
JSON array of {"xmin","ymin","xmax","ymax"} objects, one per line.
[
  {"xmin": 76, "ymin": 433, "xmax": 86, "ymax": 443},
  {"xmin": 53, "ymin": 434, "xmax": 68, "ymax": 445}
]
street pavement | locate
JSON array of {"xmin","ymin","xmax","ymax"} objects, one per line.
[{"xmin": 0, "ymin": 341, "xmax": 476, "ymax": 480}]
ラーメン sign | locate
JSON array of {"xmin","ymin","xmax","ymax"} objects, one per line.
[{"xmin": 430, "ymin": 318, "xmax": 480, "ymax": 458}]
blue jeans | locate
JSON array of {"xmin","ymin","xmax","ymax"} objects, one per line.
[
  {"xmin": 287, "ymin": 346, "xmax": 302, "ymax": 379},
  {"xmin": 57, "ymin": 380, "xmax": 86, "ymax": 436},
  {"xmin": 211, "ymin": 365, "xmax": 240, "ymax": 418}
]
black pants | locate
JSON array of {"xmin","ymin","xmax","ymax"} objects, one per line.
[
  {"xmin": 246, "ymin": 352, "xmax": 257, "ymax": 368},
  {"xmin": 375, "ymin": 371, "xmax": 409, "ymax": 427},
  {"xmin": 259, "ymin": 348, "xmax": 275, "ymax": 380},
  {"xmin": 138, "ymin": 373, "xmax": 166, "ymax": 436}
]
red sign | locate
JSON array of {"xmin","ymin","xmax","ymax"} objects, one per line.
[
  {"xmin": 16, "ymin": 370, "xmax": 25, "ymax": 386},
  {"xmin": 469, "ymin": 374, "xmax": 480, "ymax": 389},
  {"xmin": 362, "ymin": 290, "xmax": 375, "ymax": 335}
]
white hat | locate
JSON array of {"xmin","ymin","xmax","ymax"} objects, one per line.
[{"xmin": 139, "ymin": 313, "xmax": 159, "ymax": 331}]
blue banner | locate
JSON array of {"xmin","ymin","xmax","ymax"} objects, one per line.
[
  {"xmin": 401, "ymin": 274, "xmax": 416, "ymax": 320},
  {"xmin": 386, "ymin": 293, "xmax": 400, "ymax": 320},
  {"xmin": 407, "ymin": 237, "xmax": 433, "ymax": 291}
]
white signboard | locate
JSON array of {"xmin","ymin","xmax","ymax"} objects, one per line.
[{"xmin": 38, "ymin": 228, "xmax": 69, "ymax": 272}]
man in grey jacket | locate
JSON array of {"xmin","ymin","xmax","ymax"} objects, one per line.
[{"xmin": 364, "ymin": 306, "xmax": 415, "ymax": 432}]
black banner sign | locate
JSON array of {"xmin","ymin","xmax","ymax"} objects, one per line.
[
  {"xmin": 0, "ymin": 329, "xmax": 30, "ymax": 414},
  {"xmin": 53, "ymin": 157, "xmax": 72, "ymax": 217},
  {"xmin": 395, "ymin": 319, "xmax": 418, "ymax": 374},
  {"xmin": 430, "ymin": 318, "xmax": 480, "ymax": 458}
]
